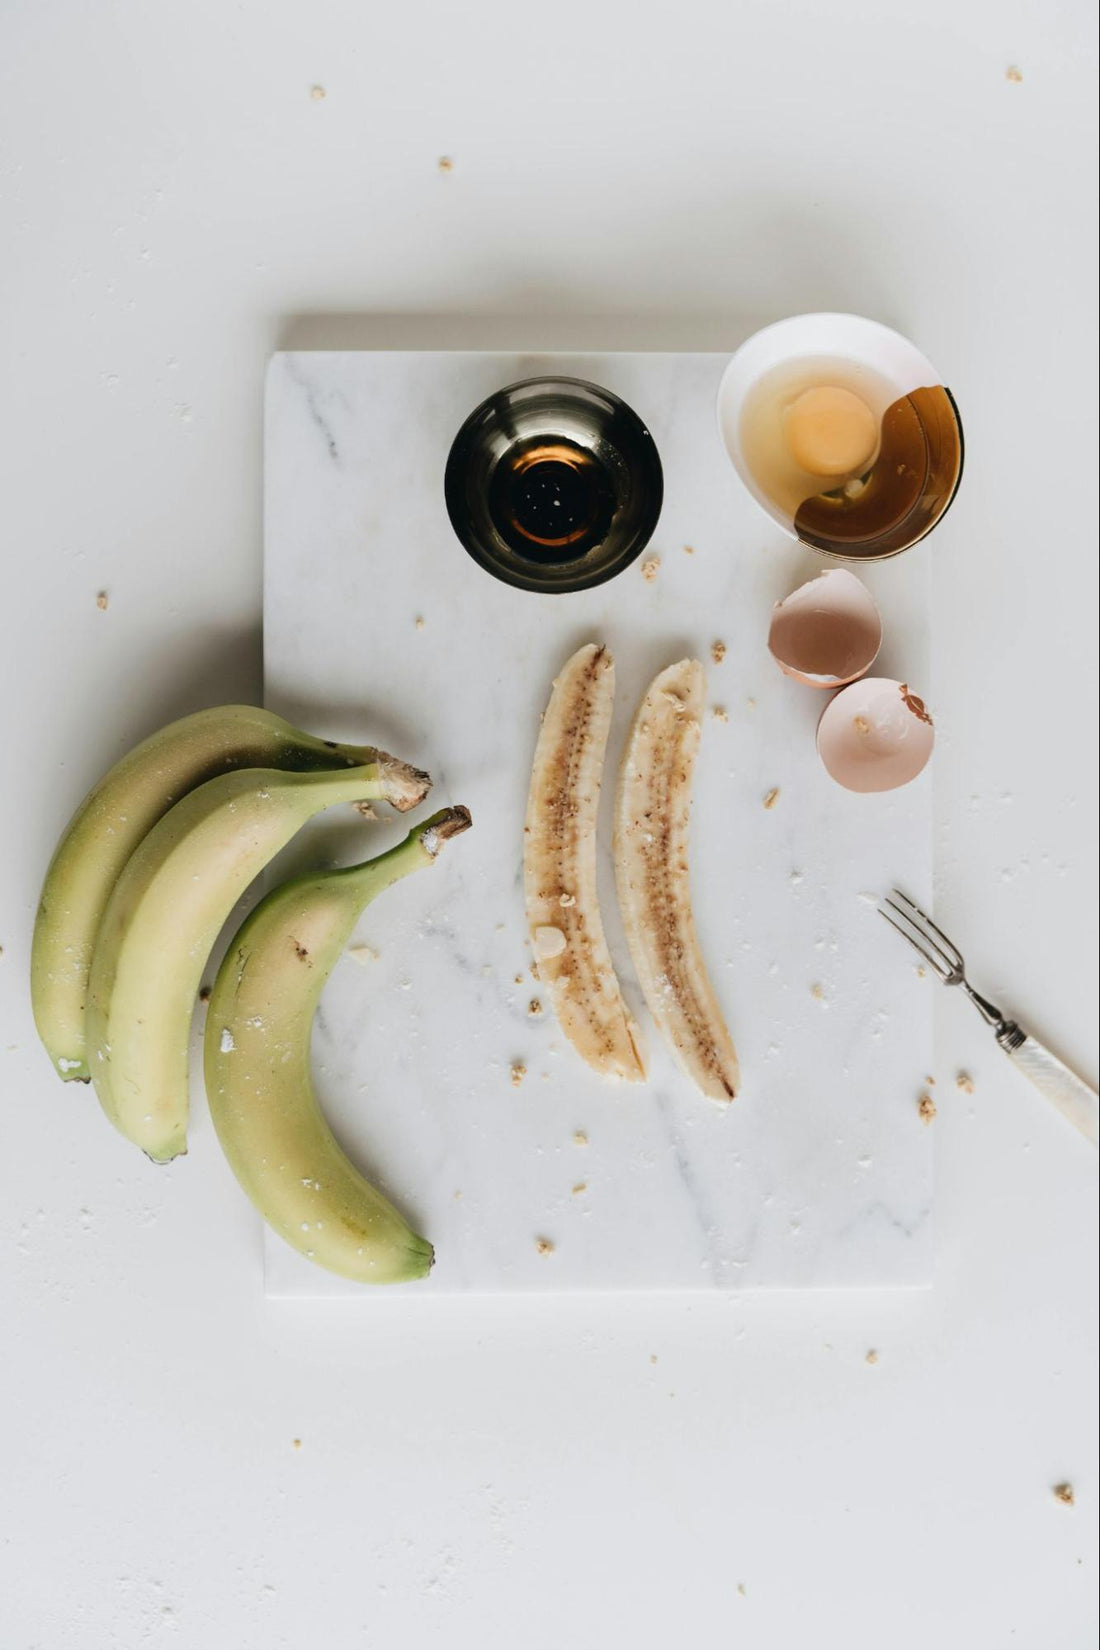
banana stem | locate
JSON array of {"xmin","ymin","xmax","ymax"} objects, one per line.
[
  {"xmin": 294, "ymin": 740, "xmax": 431, "ymax": 810},
  {"xmin": 295, "ymin": 759, "xmax": 432, "ymax": 813},
  {"xmin": 334, "ymin": 806, "xmax": 473, "ymax": 901},
  {"xmin": 292, "ymin": 737, "xmax": 388, "ymax": 773},
  {"xmin": 370, "ymin": 751, "xmax": 433, "ymax": 813}
]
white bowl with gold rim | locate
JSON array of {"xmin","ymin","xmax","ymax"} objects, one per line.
[{"xmin": 716, "ymin": 313, "xmax": 964, "ymax": 561}]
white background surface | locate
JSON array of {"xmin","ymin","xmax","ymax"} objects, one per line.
[{"xmin": 1, "ymin": 1, "xmax": 1096, "ymax": 1645}]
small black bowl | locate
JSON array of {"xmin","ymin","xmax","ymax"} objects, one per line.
[{"xmin": 444, "ymin": 376, "xmax": 663, "ymax": 594}]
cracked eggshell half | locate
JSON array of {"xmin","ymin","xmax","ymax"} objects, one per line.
[
  {"xmin": 817, "ymin": 677, "xmax": 934, "ymax": 793},
  {"xmin": 768, "ymin": 569, "xmax": 882, "ymax": 688}
]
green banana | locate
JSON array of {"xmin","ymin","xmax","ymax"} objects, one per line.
[
  {"xmin": 32, "ymin": 704, "xmax": 429, "ymax": 1082},
  {"xmin": 205, "ymin": 806, "xmax": 472, "ymax": 1285},
  {"xmin": 87, "ymin": 762, "xmax": 418, "ymax": 1163}
]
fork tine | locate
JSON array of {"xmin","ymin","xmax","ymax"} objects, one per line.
[
  {"xmin": 877, "ymin": 907, "xmax": 952, "ymax": 978},
  {"xmin": 882, "ymin": 896, "xmax": 957, "ymax": 975},
  {"xmin": 888, "ymin": 888, "xmax": 964, "ymax": 970},
  {"xmin": 879, "ymin": 902, "xmax": 954, "ymax": 980}
]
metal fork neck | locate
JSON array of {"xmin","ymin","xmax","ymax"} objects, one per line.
[
  {"xmin": 963, "ymin": 980, "xmax": 1006, "ymax": 1029},
  {"xmin": 963, "ymin": 984, "xmax": 1024, "ymax": 1051}
]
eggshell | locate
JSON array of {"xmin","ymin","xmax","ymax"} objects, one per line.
[
  {"xmin": 769, "ymin": 569, "xmax": 882, "ymax": 688},
  {"xmin": 817, "ymin": 677, "xmax": 934, "ymax": 793}
]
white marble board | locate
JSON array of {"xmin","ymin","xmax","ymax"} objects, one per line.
[{"xmin": 262, "ymin": 351, "xmax": 933, "ymax": 1297}]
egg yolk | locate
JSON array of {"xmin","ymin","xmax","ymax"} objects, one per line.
[{"xmin": 785, "ymin": 385, "xmax": 878, "ymax": 478}]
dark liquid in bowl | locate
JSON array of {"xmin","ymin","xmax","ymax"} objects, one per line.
[
  {"xmin": 488, "ymin": 439, "xmax": 617, "ymax": 563},
  {"xmin": 444, "ymin": 375, "xmax": 662, "ymax": 594},
  {"xmin": 794, "ymin": 385, "xmax": 963, "ymax": 558}
]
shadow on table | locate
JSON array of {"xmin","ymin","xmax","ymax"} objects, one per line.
[{"xmin": 276, "ymin": 311, "xmax": 779, "ymax": 355}]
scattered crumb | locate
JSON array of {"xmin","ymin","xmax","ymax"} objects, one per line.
[
  {"xmin": 641, "ymin": 556, "xmax": 660, "ymax": 583},
  {"xmin": 683, "ymin": 544, "xmax": 695, "ymax": 555},
  {"xmin": 650, "ymin": 1354, "xmax": 658, "ymax": 1365},
  {"xmin": 292, "ymin": 1437, "xmax": 303, "ymax": 1449},
  {"xmin": 916, "ymin": 965, "xmax": 926, "ymax": 979},
  {"xmin": 528, "ymin": 999, "xmax": 543, "ymax": 1017},
  {"xmin": 763, "ymin": 787, "xmax": 780, "ymax": 810},
  {"xmin": 711, "ymin": 640, "xmax": 726, "ymax": 665},
  {"xmin": 573, "ymin": 1130, "xmax": 588, "ymax": 1147},
  {"xmin": 309, "ymin": 84, "xmax": 326, "ymax": 101},
  {"xmin": 571, "ymin": 1182, "xmax": 587, "ymax": 1196},
  {"xmin": 918, "ymin": 1092, "xmax": 937, "ymax": 1126},
  {"xmin": 510, "ymin": 1062, "xmax": 527, "ymax": 1087},
  {"xmin": 347, "ymin": 943, "xmax": 378, "ymax": 965},
  {"xmin": 414, "ymin": 615, "xmax": 425, "ymax": 630},
  {"xmin": 865, "ymin": 1348, "xmax": 879, "ymax": 1365},
  {"xmin": 746, "ymin": 696, "xmax": 757, "ymax": 710},
  {"xmin": 956, "ymin": 1071, "xmax": 975, "ymax": 1094},
  {"xmin": 558, "ymin": 892, "xmax": 576, "ymax": 907},
  {"xmin": 810, "ymin": 982, "xmax": 825, "ymax": 1001},
  {"xmin": 1005, "ymin": 64, "xmax": 1023, "ymax": 83},
  {"xmin": 535, "ymin": 1237, "xmax": 554, "ymax": 1255},
  {"xmin": 95, "ymin": 591, "xmax": 109, "ymax": 610},
  {"xmin": 437, "ymin": 155, "xmax": 454, "ymax": 172},
  {"xmin": 737, "ymin": 1584, "xmax": 747, "ymax": 1598},
  {"xmin": 514, "ymin": 973, "xmax": 525, "ymax": 985},
  {"xmin": 925, "ymin": 1075, "xmax": 936, "ymax": 1086},
  {"xmin": 198, "ymin": 986, "xmax": 211, "ymax": 1004},
  {"xmin": 351, "ymin": 800, "xmax": 378, "ymax": 819},
  {"xmin": 711, "ymin": 705, "xmax": 728, "ymax": 723},
  {"xmin": 453, "ymin": 1189, "xmax": 462, "ymax": 1200},
  {"xmin": 1053, "ymin": 1482, "xmax": 1075, "ymax": 1506}
]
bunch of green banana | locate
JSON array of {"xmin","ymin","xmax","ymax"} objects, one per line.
[
  {"xmin": 205, "ymin": 807, "xmax": 471, "ymax": 1283},
  {"xmin": 32, "ymin": 705, "xmax": 429, "ymax": 1082},
  {"xmin": 31, "ymin": 701, "xmax": 471, "ymax": 1285}
]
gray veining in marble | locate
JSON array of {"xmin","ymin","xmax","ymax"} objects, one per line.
[{"xmin": 262, "ymin": 350, "xmax": 933, "ymax": 1296}]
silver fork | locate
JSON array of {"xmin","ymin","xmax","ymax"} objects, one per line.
[{"xmin": 880, "ymin": 889, "xmax": 1098, "ymax": 1147}]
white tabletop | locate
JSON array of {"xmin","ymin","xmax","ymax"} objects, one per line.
[{"xmin": 1, "ymin": 2, "xmax": 1096, "ymax": 1646}]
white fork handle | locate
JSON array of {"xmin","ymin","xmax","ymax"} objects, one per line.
[{"xmin": 1006, "ymin": 1035, "xmax": 1099, "ymax": 1147}]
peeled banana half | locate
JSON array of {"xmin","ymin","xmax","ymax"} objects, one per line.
[
  {"xmin": 87, "ymin": 760, "xmax": 421, "ymax": 1164},
  {"xmin": 615, "ymin": 659, "xmax": 740, "ymax": 1101},
  {"xmin": 524, "ymin": 644, "xmax": 645, "ymax": 1083},
  {"xmin": 32, "ymin": 704, "xmax": 429, "ymax": 1081},
  {"xmin": 206, "ymin": 807, "xmax": 472, "ymax": 1284}
]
